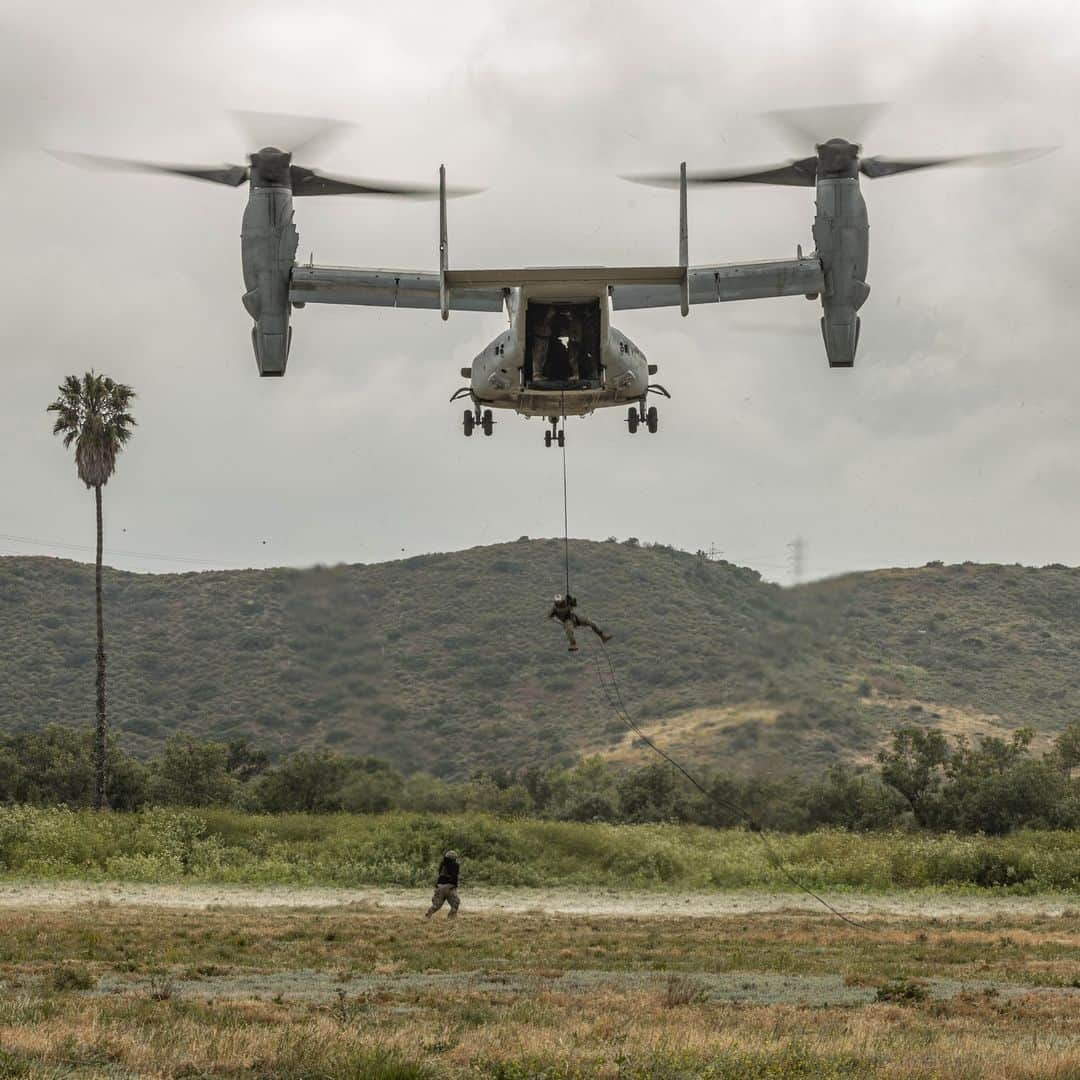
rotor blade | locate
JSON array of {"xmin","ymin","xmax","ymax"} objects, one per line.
[
  {"xmin": 766, "ymin": 103, "xmax": 888, "ymax": 150},
  {"xmin": 289, "ymin": 165, "xmax": 483, "ymax": 198},
  {"xmin": 230, "ymin": 110, "xmax": 351, "ymax": 159},
  {"xmin": 623, "ymin": 159, "xmax": 817, "ymax": 188},
  {"xmin": 50, "ymin": 150, "xmax": 249, "ymax": 186},
  {"xmin": 860, "ymin": 146, "xmax": 1056, "ymax": 179}
]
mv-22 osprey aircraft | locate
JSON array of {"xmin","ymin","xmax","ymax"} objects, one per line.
[{"xmin": 61, "ymin": 114, "xmax": 1046, "ymax": 447}]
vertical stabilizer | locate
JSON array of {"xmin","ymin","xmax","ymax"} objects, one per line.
[
  {"xmin": 439, "ymin": 164, "xmax": 449, "ymax": 321},
  {"xmin": 679, "ymin": 162, "xmax": 689, "ymax": 317}
]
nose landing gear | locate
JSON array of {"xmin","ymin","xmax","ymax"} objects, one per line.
[
  {"xmin": 626, "ymin": 402, "xmax": 659, "ymax": 435},
  {"xmin": 463, "ymin": 407, "xmax": 495, "ymax": 437}
]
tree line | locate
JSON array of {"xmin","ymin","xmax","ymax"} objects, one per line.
[{"xmin": 2, "ymin": 722, "xmax": 1078, "ymax": 835}]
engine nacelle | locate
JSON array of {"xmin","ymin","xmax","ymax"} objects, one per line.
[
  {"xmin": 812, "ymin": 176, "xmax": 870, "ymax": 368},
  {"xmin": 240, "ymin": 185, "xmax": 298, "ymax": 377}
]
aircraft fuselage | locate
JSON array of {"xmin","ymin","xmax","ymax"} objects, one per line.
[{"xmin": 466, "ymin": 282, "xmax": 650, "ymax": 418}]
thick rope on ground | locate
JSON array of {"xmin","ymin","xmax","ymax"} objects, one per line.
[
  {"xmin": 551, "ymin": 392, "xmax": 863, "ymax": 928},
  {"xmin": 587, "ymin": 637, "xmax": 869, "ymax": 931}
]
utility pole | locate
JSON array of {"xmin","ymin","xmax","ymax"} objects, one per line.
[{"xmin": 788, "ymin": 535, "xmax": 806, "ymax": 585}]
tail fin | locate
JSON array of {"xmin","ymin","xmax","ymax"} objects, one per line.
[
  {"xmin": 439, "ymin": 164, "xmax": 449, "ymax": 320},
  {"xmin": 678, "ymin": 161, "xmax": 689, "ymax": 316}
]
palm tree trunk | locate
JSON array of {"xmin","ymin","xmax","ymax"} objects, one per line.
[{"xmin": 94, "ymin": 483, "xmax": 108, "ymax": 810}]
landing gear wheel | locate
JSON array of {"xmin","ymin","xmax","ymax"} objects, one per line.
[
  {"xmin": 557, "ymin": 430, "xmax": 565, "ymax": 448},
  {"xmin": 646, "ymin": 405, "xmax": 659, "ymax": 434},
  {"xmin": 481, "ymin": 409, "xmax": 494, "ymax": 437},
  {"xmin": 627, "ymin": 407, "xmax": 639, "ymax": 434},
  {"xmin": 463, "ymin": 409, "xmax": 475, "ymax": 437},
  {"xmin": 544, "ymin": 430, "xmax": 553, "ymax": 448}
]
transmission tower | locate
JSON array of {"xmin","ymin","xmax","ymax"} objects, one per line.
[{"xmin": 788, "ymin": 536, "xmax": 806, "ymax": 584}]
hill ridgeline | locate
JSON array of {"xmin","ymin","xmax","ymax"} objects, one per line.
[{"xmin": 2, "ymin": 541, "xmax": 1078, "ymax": 778}]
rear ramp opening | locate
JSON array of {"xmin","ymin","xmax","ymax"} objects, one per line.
[{"xmin": 525, "ymin": 301, "xmax": 602, "ymax": 389}]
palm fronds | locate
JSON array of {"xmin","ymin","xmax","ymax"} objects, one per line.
[{"xmin": 48, "ymin": 371, "xmax": 136, "ymax": 488}]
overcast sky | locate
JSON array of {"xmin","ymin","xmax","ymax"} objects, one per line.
[{"xmin": 2, "ymin": 0, "xmax": 1078, "ymax": 584}]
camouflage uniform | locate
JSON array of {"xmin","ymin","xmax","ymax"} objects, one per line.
[
  {"xmin": 549, "ymin": 594, "xmax": 611, "ymax": 651},
  {"xmin": 425, "ymin": 851, "xmax": 461, "ymax": 918}
]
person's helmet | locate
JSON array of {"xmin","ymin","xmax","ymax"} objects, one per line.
[
  {"xmin": 554, "ymin": 594, "xmax": 564, "ymax": 604},
  {"xmin": 444, "ymin": 850, "xmax": 459, "ymax": 861}
]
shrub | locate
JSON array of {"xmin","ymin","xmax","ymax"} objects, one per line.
[
  {"xmin": 875, "ymin": 978, "xmax": 929, "ymax": 1004},
  {"xmin": 45, "ymin": 963, "xmax": 95, "ymax": 992},
  {"xmin": 664, "ymin": 974, "xmax": 703, "ymax": 1007}
]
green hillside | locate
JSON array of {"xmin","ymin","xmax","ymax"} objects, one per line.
[{"xmin": 2, "ymin": 542, "xmax": 1078, "ymax": 778}]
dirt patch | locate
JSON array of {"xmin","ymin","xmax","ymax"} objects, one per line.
[
  {"xmin": 857, "ymin": 696, "xmax": 1054, "ymax": 748},
  {"xmin": 88, "ymin": 966, "xmax": 1078, "ymax": 1008},
  {"xmin": 0, "ymin": 881, "xmax": 1073, "ymax": 919},
  {"xmin": 593, "ymin": 704, "xmax": 782, "ymax": 764}
]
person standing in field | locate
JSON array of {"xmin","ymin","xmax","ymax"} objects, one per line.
[{"xmin": 425, "ymin": 850, "xmax": 461, "ymax": 919}]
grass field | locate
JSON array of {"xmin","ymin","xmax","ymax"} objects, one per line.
[
  {"xmin": 0, "ymin": 809, "xmax": 1077, "ymax": 893},
  {"xmin": 0, "ymin": 900, "xmax": 1076, "ymax": 1078},
  {"xmin": 0, "ymin": 812, "xmax": 1077, "ymax": 1075}
]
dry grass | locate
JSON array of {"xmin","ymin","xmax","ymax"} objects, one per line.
[
  {"xmin": 0, "ymin": 905, "xmax": 1075, "ymax": 1077},
  {"xmin": 593, "ymin": 704, "xmax": 784, "ymax": 765}
]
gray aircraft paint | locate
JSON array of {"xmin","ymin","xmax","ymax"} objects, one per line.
[
  {"xmin": 241, "ymin": 153, "xmax": 298, "ymax": 377},
  {"xmin": 814, "ymin": 175, "xmax": 869, "ymax": 367}
]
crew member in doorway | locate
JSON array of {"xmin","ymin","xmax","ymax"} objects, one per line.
[
  {"xmin": 531, "ymin": 308, "xmax": 556, "ymax": 383},
  {"xmin": 549, "ymin": 594, "xmax": 613, "ymax": 652},
  {"xmin": 566, "ymin": 309, "xmax": 584, "ymax": 382},
  {"xmin": 425, "ymin": 850, "xmax": 461, "ymax": 919}
]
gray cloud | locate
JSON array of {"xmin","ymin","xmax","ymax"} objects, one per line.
[{"xmin": 2, "ymin": 0, "xmax": 1078, "ymax": 584}]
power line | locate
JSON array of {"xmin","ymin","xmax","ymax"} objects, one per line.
[{"xmin": 0, "ymin": 531, "xmax": 252, "ymax": 570}]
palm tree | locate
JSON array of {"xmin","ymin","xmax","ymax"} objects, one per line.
[{"xmin": 48, "ymin": 373, "xmax": 136, "ymax": 809}]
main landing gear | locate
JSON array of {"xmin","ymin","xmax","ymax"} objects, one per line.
[
  {"xmin": 626, "ymin": 403, "xmax": 658, "ymax": 435},
  {"xmin": 543, "ymin": 416, "xmax": 565, "ymax": 449},
  {"xmin": 463, "ymin": 407, "xmax": 494, "ymax": 437}
]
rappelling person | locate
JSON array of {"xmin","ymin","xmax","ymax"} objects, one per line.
[
  {"xmin": 425, "ymin": 849, "xmax": 461, "ymax": 919},
  {"xmin": 549, "ymin": 593, "xmax": 612, "ymax": 652}
]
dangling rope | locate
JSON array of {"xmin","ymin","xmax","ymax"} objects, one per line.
[
  {"xmin": 560, "ymin": 393, "xmax": 570, "ymax": 597},
  {"xmin": 549, "ymin": 392, "xmax": 860, "ymax": 927},
  {"xmin": 585, "ymin": 636, "xmax": 868, "ymax": 931}
]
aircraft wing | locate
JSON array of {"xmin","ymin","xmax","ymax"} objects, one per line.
[
  {"xmin": 289, "ymin": 266, "xmax": 506, "ymax": 312},
  {"xmin": 611, "ymin": 256, "xmax": 824, "ymax": 310},
  {"xmin": 289, "ymin": 264, "xmax": 692, "ymax": 313},
  {"xmin": 289, "ymin": 259, "xmax": 824, "ymax": 314},
  {"xmin": 442, "ymin": 266, "xmax": 686, "ymax": 288}
]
